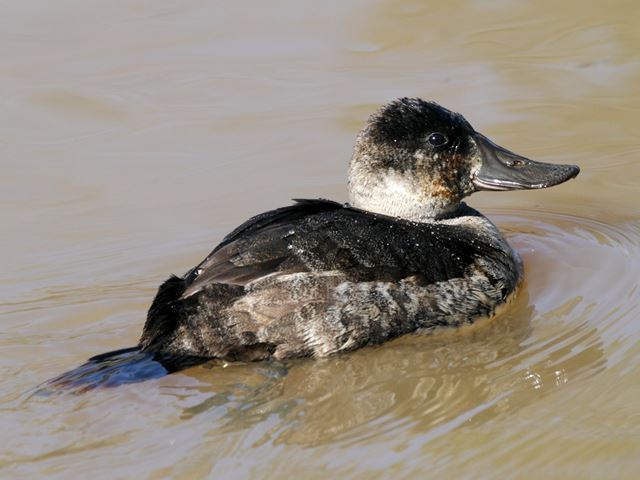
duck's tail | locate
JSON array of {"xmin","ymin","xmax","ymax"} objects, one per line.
[{"xmin": 33, "ymin": 347, "xmax": 208, "ymax": 395}]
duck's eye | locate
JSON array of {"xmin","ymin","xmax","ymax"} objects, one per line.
[{"xmin": 427, "ymin": 132, "xmax": 448, "ymax": 147}]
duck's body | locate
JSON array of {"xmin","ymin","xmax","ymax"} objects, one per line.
[
  {"xmin": 140, "ymin": 200, "xmax": 520, "ymax": 363},
  {"xmin": 43, "ymin": 98, "xmax": 578, "ymax": 389}
]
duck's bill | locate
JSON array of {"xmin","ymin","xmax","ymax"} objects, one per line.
[{"xmin": 472, "ymin": 133, "xmax": 579, "ymax": 191}]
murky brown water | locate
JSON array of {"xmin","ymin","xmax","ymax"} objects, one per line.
[{"xmin": 2, "ymin": 0, "xmax": 640, "ymax": 478}]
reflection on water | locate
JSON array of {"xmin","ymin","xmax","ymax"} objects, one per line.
[{"xmin": 2, "ymin": 0, "xmax": 640, "ymax": 478}]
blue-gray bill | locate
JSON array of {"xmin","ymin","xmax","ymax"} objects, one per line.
[{"xmin": 472, "ymin": 133, "xmax": 580, "ymax": 191}]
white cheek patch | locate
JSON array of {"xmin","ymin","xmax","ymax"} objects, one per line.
[
  {"xmin": 349, "ymin": 167, "xmax": 455, "ymax": 221},
  {"xmin": 382, "ymin": 171, "xmax": 423, "ymax": 198}
]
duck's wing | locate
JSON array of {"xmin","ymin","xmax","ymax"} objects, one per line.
[
  {"xmin": 180, "ymin": 199, "xmax": 494, "ymax": 299},
  {"xmin": 180, "ymin": 199, "xmax": 345, "ymax": 296},
  {"xmin": 215, "ymin": 198, "xmax": 345, "ymax": 253}
]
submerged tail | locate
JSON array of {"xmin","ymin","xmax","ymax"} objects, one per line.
[{"xmin": 34, "ymin": 346, "xmax": 207, "ymax": 395}]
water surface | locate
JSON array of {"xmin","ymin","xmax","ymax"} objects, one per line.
[{"xmin": 2, "ymin": 0, "xmax": 640, "ymax": 478}]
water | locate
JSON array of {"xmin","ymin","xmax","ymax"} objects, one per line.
[{"xmin": 2, "ymin": 0, "xmax": 640, "ymax": 477}]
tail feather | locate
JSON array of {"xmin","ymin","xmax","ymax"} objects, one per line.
[
  {"xmin": 139, "ymin": 275, "xmax": 186, "ymax": 351},
  {"xmin": 33, "ymin": 347, "xmax": 210, "ymax": 395},
  {"xmin": 33, "ymin": 347, "xmax": 201, "ymax": 395}
]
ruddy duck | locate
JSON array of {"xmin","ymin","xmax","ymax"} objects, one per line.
[{"xmin": 44, "ymin": 98, "xmax": 579, "ymax": 390}]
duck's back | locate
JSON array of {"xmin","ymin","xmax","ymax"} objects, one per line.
[{"xmin": 139, "ymin": 199, "xmax": 521, "ymax": 362}]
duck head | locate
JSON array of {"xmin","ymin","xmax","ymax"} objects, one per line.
[{"xmin": 348, "ymin": 98, "xmax": 579, "ymax": 221}]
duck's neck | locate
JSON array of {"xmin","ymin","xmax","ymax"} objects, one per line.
[{"xmin": 348, "ymin": 161, "xmax": 462, "ymax": 222}]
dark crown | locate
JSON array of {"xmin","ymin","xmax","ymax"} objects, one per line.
[{"xmin": 366, "ymin": 98, "xmax": 471, "ymax": 148}]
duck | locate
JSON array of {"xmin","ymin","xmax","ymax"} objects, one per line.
[{"xmin": 43, "ymin": 98, "xmax": 579, "ymax": 390}]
